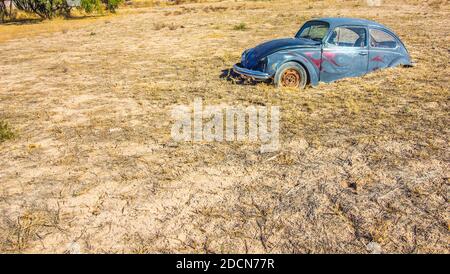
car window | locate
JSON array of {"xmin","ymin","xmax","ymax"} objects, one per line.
[
  {"xmin": 296, "ymin": 22, "xmax": 330, "ymax": 41},
  {"xmin": 327, "ymin": 26, "xmax": 367, "ymax": 47},
  {"xmin": 370, "ymin": 29, "xmax": 398, "ymax": 48}
]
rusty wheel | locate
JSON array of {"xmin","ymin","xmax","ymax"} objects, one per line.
[
  {"xmin": 281, "ymin": 69, "xmax": 301, "ymax": 88},
  {"xmin": 274, "ymin": 62, "xmax": 308, "ymax": 89}
]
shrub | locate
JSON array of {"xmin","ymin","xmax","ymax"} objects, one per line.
[
  {"xmin": 0, "ymin": 1, "xmax": 6, "ymax": 22},
  {"xmin": 81, "ymin": 0, "xmax": 102, "ymax": 13},
  {"xmin": 233, "ymin": 23, "xmax": 247, "ymax": 31},
  {"xmin": 80, "ymin": 0, "xmax": 124, "ymax": 14},
  {"xmin": 11, "ymin": 0, "xmax": 123, "ymax": 19},
  {"xmin": 0, "ymin": 121, "xmax": 14, "ymax": 143}
]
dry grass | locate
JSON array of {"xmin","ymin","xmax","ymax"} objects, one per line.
[
  {"xmin": 0, "ymin": 0, "xmax": 221, "ymax": 43},
  {"xmin": 0, "ymin": 0, "xmax": 449, "ymax": 253},
  {"xmin": 0, "ymin": 121, "xmax": 14, "ymax": 142},
  {"xmin": 0, "ymin": 16, "xmax": 114, "ymax": 43}
]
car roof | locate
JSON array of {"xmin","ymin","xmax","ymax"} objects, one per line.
[{"xmin": 313, "ymin": 17, "xmax": 389, "ymax": 30}]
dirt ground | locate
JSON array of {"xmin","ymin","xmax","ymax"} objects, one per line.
[{"xmin": 0, "ymin": 0, "xmax": 448, "ymax": 253}]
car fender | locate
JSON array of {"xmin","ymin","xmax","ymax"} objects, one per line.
[{"xmin": 267, "ymin": 50, "xmax": 320, "ymax": 86}]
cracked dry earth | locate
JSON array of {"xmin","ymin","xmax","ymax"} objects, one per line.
[{"xmin": 0, "ymin": 0, "xmax": 449, "ymax": 253}]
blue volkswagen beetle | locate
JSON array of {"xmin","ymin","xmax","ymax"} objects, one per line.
[{"xmin": 233, "ymin": 18, "xmax": 412, "ymax": 89}]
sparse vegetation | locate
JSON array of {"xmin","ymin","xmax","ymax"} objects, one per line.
[
  {"xmin": 101, "ymin": 0, "xmax": 123, "ymax": 12},
  {"xmin": 153, "ymin": 21, "xmax": 180, "ymax": 30},
  {"xmin": 0, "ymin": 1, "xmax": 11, "ymax": 22},
  {"xmin": 0, "ymin": 121, "xmax": 14, "ymax": 143}
]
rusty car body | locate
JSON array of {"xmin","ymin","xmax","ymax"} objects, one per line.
[{"xmin": 233, "ymin": 18, "xmax": 412, "ymax": 88}]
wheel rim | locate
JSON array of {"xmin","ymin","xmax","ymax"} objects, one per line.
[{"xmin": 281, "ymin": 69, "xmax": 301, "ymax": 88}]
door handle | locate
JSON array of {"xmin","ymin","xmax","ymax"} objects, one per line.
[{"xmin": 359, "ymin": 52, "xmax": 368, "ymax": 56}]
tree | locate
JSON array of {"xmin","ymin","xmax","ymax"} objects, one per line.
[
  {"xmin": 11, "ymin": 0, "xmax": 123, "ymax": 19},
  {"xmin": 80, "ymin": 0, "xmax": 101, "ymax": 13},
  {"xmin": 13, "ymin": 0, "xmax": 69, "ymax": 18},
  {"xmin": 0, "ymin": 0, "xmax": 12, "ymax": 22},
  {"xmin": 0, "ymin": 1, "xmax": 6, "ymax": 22}
]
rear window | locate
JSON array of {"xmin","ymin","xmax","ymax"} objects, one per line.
[{"xmin": 370, "ymin": 29, "xmax": 398, "ymax": 48}]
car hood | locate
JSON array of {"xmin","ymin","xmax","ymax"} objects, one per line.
[{"xmin": 243, "ymin": 38, "xmax": 320, "ymax": 68}]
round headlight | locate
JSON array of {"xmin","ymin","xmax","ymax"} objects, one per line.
[{"xmin": 242, "ymin": 49, "xmax": 248, "ymax": 59}]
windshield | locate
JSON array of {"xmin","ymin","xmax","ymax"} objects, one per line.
[{"xmin": 296, "ymin": 21, "xmax": 330, "ymax": 42}]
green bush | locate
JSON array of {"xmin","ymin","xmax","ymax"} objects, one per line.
[
  {"xmin": 80, "ymin": 0, "xmax": 101, "ymax": 13},
  {"xmin": 13, "ymin": 0, "xmax": 67, "ymax": 18},
  {"xmin": 0, "ymin": 121, "xmax": 14, "ymax": 143}
]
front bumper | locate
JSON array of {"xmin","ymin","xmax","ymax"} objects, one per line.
[{"xmin": 233, "ymin": 63, "xmax": 271, "ymax": 80}]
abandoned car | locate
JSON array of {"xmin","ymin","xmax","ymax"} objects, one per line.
[{"xmin": 233, "ymin": 18, "xmax": 412, "ymax": 88}]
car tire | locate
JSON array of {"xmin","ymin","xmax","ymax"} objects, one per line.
[{"xmin": 274, "ymin": 62, "xmax": 308, "ymax": 89}]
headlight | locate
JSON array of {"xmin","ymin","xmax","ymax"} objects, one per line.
[{"xmin": 241, "ymin": 49, "xmax": 249, "ymax": 63}]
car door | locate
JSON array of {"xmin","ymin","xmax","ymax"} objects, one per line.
[
  {"xmin": 368, "ymin": 28, "xmax": 402, "ymax": 71},
  {"xmin": 320, "ymin": 26, "xmax": 369, "ymax": 82}
]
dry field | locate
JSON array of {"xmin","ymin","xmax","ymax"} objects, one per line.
[{"xmin": 0, "ymin": 0, "xmax": 449, "ymax": 253}]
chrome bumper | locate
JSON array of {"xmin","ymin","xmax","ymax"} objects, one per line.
[{"xmin": 233, "ymin": 63, "xmax": 271, "ymax": 80}]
